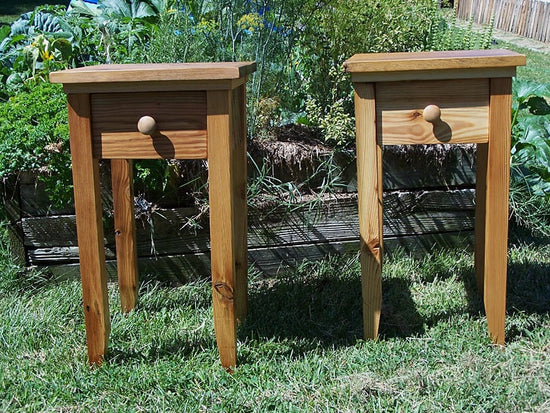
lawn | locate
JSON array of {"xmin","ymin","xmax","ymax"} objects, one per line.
[{"xmin": 1, "ymin": 236, "xmax": 549, "ymax": 411}]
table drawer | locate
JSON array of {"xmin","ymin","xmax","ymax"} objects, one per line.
[
  {"xmin": 376, "ymin": 78, "xmax": 489, "ymax": 145},
  {"xmin": 91, "ymin": 91, "xmax": 208, "ymax": 159}
]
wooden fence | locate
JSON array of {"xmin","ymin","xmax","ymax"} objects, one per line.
[{"xmin": 457, "ymin": 0, "xmax": 550, "ymax": 43}]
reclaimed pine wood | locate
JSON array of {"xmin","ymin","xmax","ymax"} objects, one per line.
[
  {"xmin": 91, "ymin": 92, "xmax": 207, "ymax": 159},
  {"xmin": 479, "ymin": 77, "xmax": 513, "ymax": 345},
  {"xmin": 346, "ymin": 50, "xmax": 524, "ymax": 346},
  {"xmin": 51, "ymin": 62, "xmax": 256, "ymax": 369},
  {"xmin": 111, "ymin": 159, "xmax": 139, "ymax": 313},
  {"xmin": 206, "ymin": 88, "xmax": 246, "ymax": 369},
  {"xmin": 344, "ymin": 50, "xmax": 522, "ymax": 82},
  {"xmin": 231, "ymin": 84, "xmax": 249, "ymax": 323},
  {"xmin": 474, "ymin": 142, "xmax": 488, "ymax": 295},
  {"xmin": 354, "ymin": 82, "xmax": 383, "ymax": 340},
  {"xmin": 376, "ymin": 79, "xmax": 489, "ymax": 145},
  {"xmin": 67, "ymin": 93, "xmax": 110, "ymax": 365},
  {"xmin": 49, "ymin": 62, "xmax": 257, "ymax": 84}
]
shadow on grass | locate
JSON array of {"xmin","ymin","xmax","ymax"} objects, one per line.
[
  {"xmin": 103, "ymin": 239, "xmax": 550, "ymax": 364},
  {"xmin": 241, "ymin": 243, "xmax": 550, "ymax": 356},
  {"xmin": 240, "ymin": 267, "xmax": 427, "ymax": 354}
]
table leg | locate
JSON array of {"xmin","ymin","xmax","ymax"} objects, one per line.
[
  {"xmin": 207, "ymin": 87, "xmax": 248, "ymax": 368},
  {"xmin": 68, "ymin": 94, "xmax": 111, "ymax": 365},
  {"xmin": 354, "ymin": 83, "xmax": 383, "ymax": 340},
  {"xmin": 475, "ymin": 78, "xmax": 512, "ymax": 345},
  {"xmin": 111, "ymin": 159, "xmax": 139, "ymax": 313},
  {"xmin": 474, "ymin": 143, "xmax": 488, "ymax": 296}
]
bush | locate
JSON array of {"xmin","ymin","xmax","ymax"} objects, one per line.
[{"xmin": 0, "ymin": 82, "xmax": 72, "ymax": 204}]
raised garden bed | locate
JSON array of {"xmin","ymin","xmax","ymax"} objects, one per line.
[{"xmin": 3, "ymin": 141, "xmax": 477, "ymax": 282}]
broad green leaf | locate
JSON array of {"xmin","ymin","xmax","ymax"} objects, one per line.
[
  {"xmin": 68, "ymin": 0, "xmax": 104, "ymax": 17},
  {"xmin": 52, "ymin": 38, "xmax": 73, "ymax": 61},
  {"xmin": 0, "ymin": 26, "xmax": 10, "ymax": 43},
  {"xmin": 130, "ymin": 0, "xmax": 156, "ymax": 18},
  {"xmin": 32, "ymin": 11, "xmax": 62, "ymax": 33},
  {"xmin": 514, "ymin": 79, "xmax": 550, "ymax": 102},
  {"xmin": 526, "ymin": 96, "xmax": 550, "ymax": 116}
]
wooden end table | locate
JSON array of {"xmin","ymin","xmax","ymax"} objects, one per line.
[
  {"xmin": 344, "ymin": 49, "xmax": 525, "ymax": 344},
  {"xmin": 50, "ymin": 62, "xmax": 256, "ymax": 368}
]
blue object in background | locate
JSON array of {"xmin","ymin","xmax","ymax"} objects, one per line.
[{"xmin": 83, "ymin": 0, "xmax": 98, "ymax": 4}]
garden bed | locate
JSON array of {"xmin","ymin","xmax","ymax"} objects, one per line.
[{"xmin": 3, "ymin": 142, "xmax": 478, "ymax": 282}]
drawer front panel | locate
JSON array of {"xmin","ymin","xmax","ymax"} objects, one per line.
[
  {"xmin": 91, "ymin": 91, "xmax": 207, "ymax": 159},
  {"xmin": 376, "ymin": 78, "xmax": 489, "ymax": 145}
]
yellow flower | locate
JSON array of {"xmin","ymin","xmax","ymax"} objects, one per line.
[{"xmin": 40, "ymin": 50, "xmax": 54, "ymax": 61}]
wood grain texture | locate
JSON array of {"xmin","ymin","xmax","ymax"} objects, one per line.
[
  {"xmin": 111, "ymin": 159, "xmax": 139, "ymax": 313},
  {"xmin": 207, "ymin": 89, "xmax": 248, "ymax": 369},
  {"xmin": 348, "ymin": 67, "xmax": 517, "ymax": 83},
  {"xmin": 91, "ymin": 92, "xmax": 207, "ymax": 159},
  {"xmin": 50, "ymin": 62, "xmax": 257, "ymax": 84},
  {"xmin": 474, "ymin": 142, "xmax": 488, "ymax": 295},
  {"xmin": 354, "ymin": 83, "xmax": 383, "ymax": 340},
  {"xmin": 67, "ymin": 93, "xmax": 111, "ymax": 365},
  {"xmin": 41, "ymin": 231, "xmax": 474, "ymax": 282},
  {"xmin": 376, "ymin": 79, "xmax": 489, "ymax": 145},
  {"xmin": 481, "ymin": 77, "xmax": 513, "ymax": 345},
  {"xmin": 231, "ymin": 84, "xmax": 248, "ymax": 323},
  {"xmin": 59, "ymin": 78, "xmax": 248, "ymax": 94},
  {"xmin": 344, "ymin": 49, "xmax": 526, "ymax": 74}
]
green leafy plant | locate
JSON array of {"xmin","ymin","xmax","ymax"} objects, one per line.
[
  {"xmin": 294, "ymin": 0, "xmax": 444, "ymax": 145},
  {"xmin": 0, "ymin": 81, "xmax": 72, "ymax": 204},
  {"xmin": 509, "ymin": 79, "xmax": 550, "ymax": 235},
  {"xmin": 66, "ymin": 0, "xmax": 166, "ymax": 64},
  {"xmin": 0, "ymin": 5, "xmax": 73, "ymax": 97},
  {"xmin": 426, "ymin": 4, "xmax": 495, "ymax": 51}
]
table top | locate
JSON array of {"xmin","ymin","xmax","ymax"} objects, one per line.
[
  {"xmin": 343, "ymin": 49, "xmax": 525, "ymax": 73},
  {"xmin": 49, "ymin": 62, "xmax": 257, "ymax": 85}
]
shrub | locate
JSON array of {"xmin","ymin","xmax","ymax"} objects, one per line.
[{"xmin": 0, "ymin": 82, "xmax": 72, "ymax": 204}]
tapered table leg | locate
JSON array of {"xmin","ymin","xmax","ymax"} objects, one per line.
[
  {"xmin": 207, "ymin": 87, "xmax": 248, "ymax": 368},
  {"xmin": 475, "ymin": 78, "xmax": 512, "ymax": 345},
  {"xmin": 111, "ymin": 159, "xmax": 139, "ymax": 313},
  {"xmin": 354, "ymin": 83, "xmax": 383, "ymax": 340},
  {"xmin": 68, "ymin": 93, "xmax": 111, "ymax": 365}
]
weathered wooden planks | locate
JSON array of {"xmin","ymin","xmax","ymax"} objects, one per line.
[
  {"xmin": 21, "ymin": 189, "xmax": 475, "ymax": 274},
  {"xmin": 456, "ymin": 0, "xmax": 550, "ymax": 43},
  {"xmin": 4, "ymin": 144, "xmax": 478, "ymax": 280}
]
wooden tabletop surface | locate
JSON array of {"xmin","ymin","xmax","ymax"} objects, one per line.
[
  {"xmin": 50, "ymin": 62, "xmax": 257, "ymax": 84},
  {"xmin": 343, "ymin": 49, "xmax": 526, "ymax": 73}
]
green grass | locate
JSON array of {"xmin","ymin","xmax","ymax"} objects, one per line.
[{"xmin": 1, "ymin": 233, "xmax": 549, "ymax": 411}]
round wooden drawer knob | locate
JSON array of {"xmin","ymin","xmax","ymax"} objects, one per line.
[
  {"xmin": 423, "ymin": 105, "xmax": 441, "ymax": 123},
  {"xmin": 137, "ymin": 115, "xmax": 157, "ymax": 135}
]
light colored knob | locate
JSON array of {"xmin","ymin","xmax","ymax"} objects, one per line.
[
  {"xmin": 137, "ymin": 115, "xmax": 157, "ymax": 135},
  {"xmin": 423, "ymin": 105, "xmax": 441, "ymax": 123}
]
